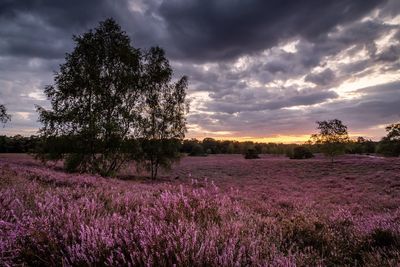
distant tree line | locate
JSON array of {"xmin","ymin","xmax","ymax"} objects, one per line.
[
  {"xmin": 181, "ymin": 137, "xmax": 296, "ymax": 155},
  {"xmin": 0, "ymin": 133, "xmax": 379, "ymax": 154},
  {"xmin": 0, "ymin": 135, "xmax": 306, "ymax": 155},
  {"xmin": 1, "ymin": 122, "xmax": 399, "ymax": 158},
  {"xmin": 0, "ymin": 135, "xmax": 39, "ymax": 153},
  {"xmin": 181, "ymin": 120, "xmax": 400, "ymax": 160},
  {"xmin": 180, "ymin": 136, "xmax": 382, "ymax": 157}
]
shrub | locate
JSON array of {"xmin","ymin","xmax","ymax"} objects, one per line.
[
  {"xmin": 244, "ymin": 148, "xmax": 260, "ymax": 159},
  {"xmin": 377, "ymin": 141, "xmax": 400, "ymax": 157},
  {"xmin": 369, "ymin": 228, "xmax": 400, "ymax": 248},
  {"xmin": 189, "ymin": 144, "xmax": 207, "ymax": 156},
  {"xmin": 377, "ymin": 122, "xmax": 400, "ymax": 157},
  {"xmin": 290, "ymin": 146, "xmax": 314, "ymax": 159},
  {"xmin": 285, "ymin": 148, "xmax": 294, "ymax": 158},
  {"xmin": 64, "ymin": 153, "xmax": 86, "ymax": 173}
]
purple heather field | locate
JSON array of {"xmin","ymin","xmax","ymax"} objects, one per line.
[{"xmin": 1, "ymin": 154, "xmax": 400, "ymax": 266}]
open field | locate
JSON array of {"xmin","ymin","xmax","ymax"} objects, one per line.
[{"xmin": 1, "ymin": 154, "xmax": 400, "ymax": 266}]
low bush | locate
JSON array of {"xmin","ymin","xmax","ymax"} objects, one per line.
[
  {"xmin": 189, "ymin": 144, "xmax": 207, "ymax": 156},
  {"xmin": 244, "ymin": 148, "xmax": 260, "ymax": 159},
  {"xmin": 64, "ymin": 153, "xmax": 86, "ymax": 173},
  {"xmin": 377, "ymin": 141, "xmax": 400, "ymax": 157},
  {"xmin": 289, "ymin": 146, "xmax": 314, "ymax": 159}
]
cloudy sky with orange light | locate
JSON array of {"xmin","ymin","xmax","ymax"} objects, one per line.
[{"xmin": 1, "ymin": 0, "xmax": 399, "ymax": 142}]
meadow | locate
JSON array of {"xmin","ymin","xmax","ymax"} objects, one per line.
[{"xmin": 1, "ymin": 154, "xmax": 400, "ymax": 266}]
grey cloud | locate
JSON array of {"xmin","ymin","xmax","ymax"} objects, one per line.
[
  {"xmin": 205, "ymin": 88, "xmax": 338, "ymax": 114},
  {"xmin": 189, "ymin": 82, "xmax": 400, "ymax": 138},
  {"xmin": 305, "ymin": 68, "xmax": 336, "ymax": 86},
  {"xmin": 338, "ymin": 60, "xmax": 371, "ymax": 75},
  {"xmin": 377, "ymin": 45, "xmax": 400, "ymax": 62}
]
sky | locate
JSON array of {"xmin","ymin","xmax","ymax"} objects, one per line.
[{"xmin": 0, "ymin": 0, "xmax": 399, "ymax": 143}]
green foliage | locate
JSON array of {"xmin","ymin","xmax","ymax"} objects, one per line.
[
  {"xmin": 138, "ymin": 139, "xmax": 182, "ymax": 178},
  {"xmin": 34, "ymin": 135, "xmax": 75, "ymax": 163},
  {"xmin": 0, "ymin": 135, "xmax": 39, "ymax": 153},
  {"xmin": 377, "ymin": 141, "xmax": 400, "ymax": 157},
  {"xmin": 310, "ymin": 119, "xmax": 349, "ymax": 162},
  {"xmin": 180, "ymin": 139, "xmax": 320, "ymax": 156},
  {"xmin": 285, "ymin": 148, "xmax": 294, "ymax": 158},
  {"xmin": 202, "ymin": 138, "xmax": 219, "ymax": 154},
  {"xmin": 384, "ymin": 123, "xmax": 400, "ymax": 141},
  {"xmin": 244, "ymin": 148, "xmax": 260, "ymax": 159},
  {"xmin": 138, "ymin": 47, "xmax": 189, "ymax": 179},
  {"xmin": 189, "ymin": 144, "xmax": 207, "ymax": 156},
  {"xmin": 36, "ymin": 18, "xmax": 142, "ymax": 176},
  {"xmin": 290, "ymin": 146, "xmax": 314, "ymax": 159},
  {"xmin": 64, "ymin": 153, "xmax": 86, "ymax": 173},
  {"xmin": 377, "ymin": 123, "xmax": 400, "ymax": 157},
  {"xmin": 36, "ymin": 19, "xmax": 188, "ymax": 177},
  {"xmin": 346, "ymin": 137, "xmax": 376, "ymax": 154}
]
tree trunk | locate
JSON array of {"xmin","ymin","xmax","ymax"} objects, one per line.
[
  {"xmin": 150, "ymin": 158, "xmax": 156, "ymax": 180},
  {"xmin": 154, "ymin": 162, "xmax": 158, "ymax": 179}
]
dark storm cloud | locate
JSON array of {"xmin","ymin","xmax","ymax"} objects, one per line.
[
  {"xmin": 0, "ymin": 0, "xmax": 117, "ymax": 59},
  {"xmin": 159, "ymin": 0, "xmax": 385, "ymax": 61},
  {"xmin": 0, "ymin": 0, "xmax": 167, "ymax": 59},
  {"xmin": 0, "ymin": 0, "xmax": 393, "ymax": 66}
]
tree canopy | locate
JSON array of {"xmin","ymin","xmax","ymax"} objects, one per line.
[
  {"xmin": 138, "ymin": 47, "xmax": 188, "ymax": 179},
  {"xmin": 384, "ymin": 123, "xmax": 400, "ymax": 142},
  {"xmin": 37, "ymin": 18, "xmax": 188, "ymax": 177},
  {"xmin": 377, "ymin": 122, "xmax": 400, "ymax": 157},
  {"xmin": 310, "ymin": 119, "xmax": 349, "ymax": 162}
]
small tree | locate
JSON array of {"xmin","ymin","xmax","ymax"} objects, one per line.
[
  {"xmin": 377, "ymin": 123, "xmax": 400, "ymax": 157},
  {"xmin": 383, "ymin": 123, "xmax": 400, "ymax": 141},
  {"xmin": 139, "ymin": 47, "xmax": 189, "ymax": 179},
  {"xmin": 0, "ymin": 104, "xmax": 11, "ymax": 125},
  {"xmin": 310, "ymin": 119, "xmax": 349, "ymax": 162},
  {"xmin": 36, "ymin": 18, "xmax": 142, "ymax": 176}
]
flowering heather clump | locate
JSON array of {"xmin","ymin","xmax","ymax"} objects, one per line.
[{"xmin": 1, "ymin": 155, "xmax": 400, "ymax": 266}]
